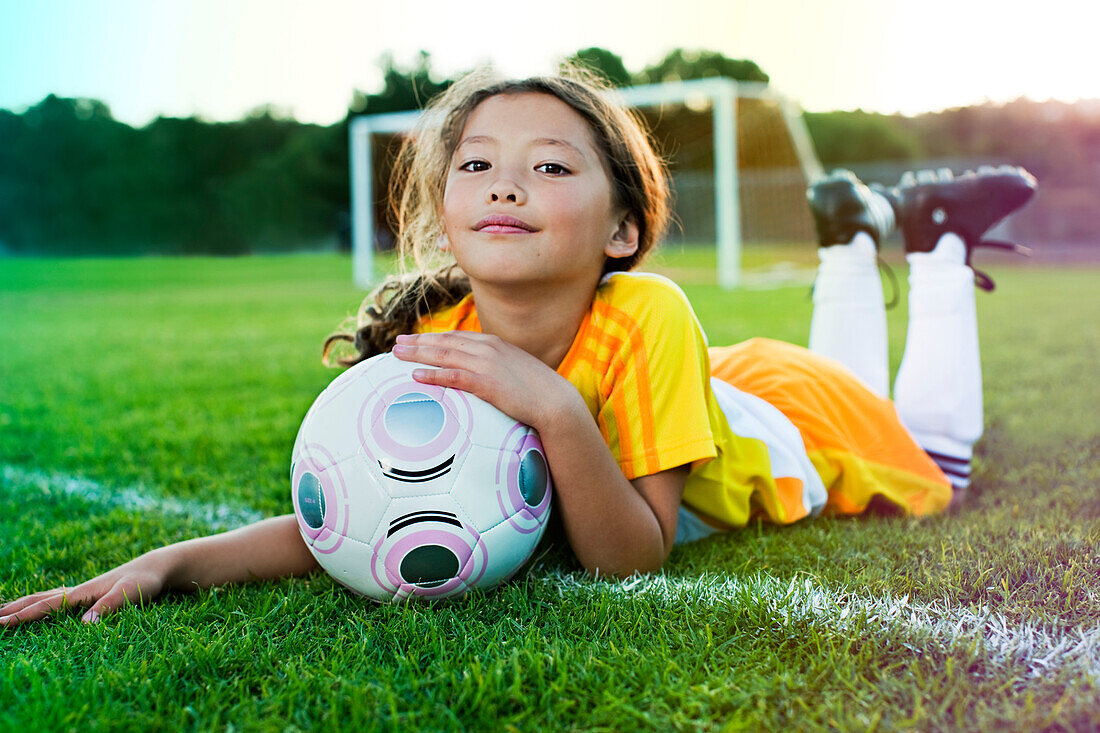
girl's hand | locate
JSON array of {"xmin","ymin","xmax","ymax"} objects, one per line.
[
  {"xmin": 1, "ymin": 515, "xmax": 318, "ymax": 628},
  {"xmin": 1, "ymin": 516, "xmax": 317, "ymax": 628},
  {"xmin": 0, "ymin": 550, "xmax": 173, "ymax": 627},
  {"xmin": 392, "ymin": 332, "xmax": 580, "ymax": 432}
]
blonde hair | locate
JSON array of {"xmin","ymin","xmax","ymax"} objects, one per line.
[{"xmin": 323, "ymin": 65, "xmax": 672, "ymax": 367}]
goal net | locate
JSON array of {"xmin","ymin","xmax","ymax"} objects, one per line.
[{"xmin": 349, "ymin": 77, "xmax": 822, "ymax": 289}]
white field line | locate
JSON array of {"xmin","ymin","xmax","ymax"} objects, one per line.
[
  {"xmin": 5, "ymin": 463, "xmax": 1097, "ymax": 683},
  {"xmin": 1, "ymin": 464, "xmax": 266, "ymax": 531},
  {"xmin": 543, "ymin": 571, "xmax": 1100, "ymax": 683}
]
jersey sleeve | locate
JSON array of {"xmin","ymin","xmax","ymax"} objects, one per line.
[{"xmin": 593, "ymin": 274, "xmax": 718, "ymax": 480}]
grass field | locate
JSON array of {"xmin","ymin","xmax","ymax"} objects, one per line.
[{"xmin": 1, "ymin": 250, "xmax": 1098, "ymax": 731}]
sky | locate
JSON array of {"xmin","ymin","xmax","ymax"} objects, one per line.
[{"xmin": 1, "ymin": 0, "xmax": 1096, "ymax": 126}]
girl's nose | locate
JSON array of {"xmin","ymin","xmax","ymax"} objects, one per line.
[{"xmin": 487, "ymin": 176, "xmax": 526, "ymax": 205}]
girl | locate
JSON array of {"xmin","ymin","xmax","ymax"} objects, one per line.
[{"xmin": 0, "ymin": 68, "xmax": 1034, "ymax": 626}]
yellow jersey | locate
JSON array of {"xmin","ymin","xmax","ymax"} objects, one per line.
[{"xmin": 417, "ymin": 272, "xmax": 950, "ymax": 529}]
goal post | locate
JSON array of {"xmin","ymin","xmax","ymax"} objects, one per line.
[
  {"xmin": 349, "ymin": 77, "xmax": 822, "ymax": 290},
  {"xmin": 349, "ymin": 107, "xmax": 420, "ymax": 292}
]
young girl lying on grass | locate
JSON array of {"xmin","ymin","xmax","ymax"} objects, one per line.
[{"xmin": 0, "ymin": 67, "xmax": 1035, "ymax": 625}]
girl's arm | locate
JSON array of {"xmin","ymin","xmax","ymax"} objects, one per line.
[
  {"xmin": 538, "ymin": 400, "xmax": 689, "ymax": 575},
  {"xmin": 0, "ymin": 514, "xmax": 318, "ymax": 627},
  {"xmin": 393, "ymin": 331, "xmax": 686, "ymax": 577}
]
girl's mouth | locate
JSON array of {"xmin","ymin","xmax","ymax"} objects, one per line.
[{"xmin": 474, "ymin": 215, "xmax": 537, "ymax": 233}]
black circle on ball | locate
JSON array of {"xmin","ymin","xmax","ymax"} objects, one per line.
[
  {"xmin": 518, "ymin": 449, "xmax": 548, "ymax": 506},
  {"xmin": 399, "ymin": 545, "xmax": 460, "ymax": 588},
  {"xmin": 297, "ymin": 472, "xmax": 326, "ymax": 529}
]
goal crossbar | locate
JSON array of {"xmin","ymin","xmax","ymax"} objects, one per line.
[{"xmin": 349, "ymin": 77, "xmax": 821, "ymax": 290}]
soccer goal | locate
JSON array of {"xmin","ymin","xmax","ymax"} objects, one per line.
[{"xmin": 348, "ymin": 77, "xmax": 823, "ymax": 290}]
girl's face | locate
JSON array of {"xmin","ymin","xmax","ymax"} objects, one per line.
[{"xmin": 441, "ymin": 92, "xmax": 637, "ymax": 292}]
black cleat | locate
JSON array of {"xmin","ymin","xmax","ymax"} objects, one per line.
[
  {"xmin": 807, "ymin": 169, "xmax": 896, "ymax": 248},
  {"xmin": 888, "ymin": 165, "xmax": 1038, "ymax": 290}
]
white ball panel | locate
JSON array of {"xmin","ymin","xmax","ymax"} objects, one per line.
[
  {"xmin": 475, "ymin": 517, "xmax": 547, "ymax": 589},
  {"xmin": 306, "ymin": 381, "xmax": 380, "ymax": 468},
  {"xmin": 326, "ymin": 453, "xmax": 390, "ymax": 545},
  {"xmin": 447, "ymin": 443, "xmax": 513, "ymax": 534},
  {"xmin": 314, "ymin": 535, "xmax": 389, "ymax": 600}
]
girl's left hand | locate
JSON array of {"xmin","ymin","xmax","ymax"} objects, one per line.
[{"xmin": 391, "ymin": 332, "xmax": 580, "ymax": 432}]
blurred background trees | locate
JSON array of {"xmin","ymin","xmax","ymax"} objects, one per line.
[
  {"xmin": 0, "ymin": 96, "xmax": 346, "ymax": 255},
  {"xmin": 1, "ymin": 48, "xmax": 1096, "ymax": 255}
]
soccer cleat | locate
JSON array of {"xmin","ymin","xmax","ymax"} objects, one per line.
[
  {"xmin": 807, "ymin": 169, "xmax": 897, "ymax": 248},
  {"xmin": 885, "ymin": 165, "xmax": 1038, "ymax": 290}
]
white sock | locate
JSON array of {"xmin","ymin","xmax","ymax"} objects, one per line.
[
  {"xmin": 808, "ymin": 231, "xmax": 889, "ymax": 398},
  {"xmin": 894, "ymin": 232, "xmax": 981, "ymax": 489}
]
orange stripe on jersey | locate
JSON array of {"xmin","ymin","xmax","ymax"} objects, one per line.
[
  {"xmin": 609, "ymin": 382, "xmax": 635, "ymax": 470},
  {"xmin": 558, "ymin": 303, "xmax": 626, "ymax": 404},
  {"xmin": 561, "ymin": 339, "xmax": 612, "ymax": 379},
  {"xmin": 593, "ymin": 334, "xmax": 626, "ymax": 400},
  {"xmin": 555, "ymin": 310, "xmax": 591, "ymax": 377},
  {"xmin": 559, "ymin": 312, "xmax": 625, "ymax": 382},
  {"xmin": 597, "ymin": 301, "xmax": 660, "ymax": 475}
]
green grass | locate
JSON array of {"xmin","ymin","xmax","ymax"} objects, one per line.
[{"xmin": 2, "ymin": 250, "xmax": 1098, "ymax": 731}]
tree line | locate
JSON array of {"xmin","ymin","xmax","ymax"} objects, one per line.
[{"xmin": 1, "ymin": 48, "xmax": 1095, "ymax": 255}]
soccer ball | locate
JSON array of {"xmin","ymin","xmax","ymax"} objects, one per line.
[{"xmin": 290, "ymin": 353, "xmax": 553, "ymax": 602}]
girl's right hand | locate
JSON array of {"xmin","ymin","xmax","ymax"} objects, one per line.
[{"xmin": 0, "ymin": 550, "xmax": 173, "ymax": 627}]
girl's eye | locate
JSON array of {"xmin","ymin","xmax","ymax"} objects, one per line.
[
  {"xmin": 459, "ymin": 160, "xmax": 489, "ymax": 172},
  {"xmin": 536, "ymin": 163, "xmax": 570, "ymax": 175}
]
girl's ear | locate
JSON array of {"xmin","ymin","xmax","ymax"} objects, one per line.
[
  {"xmin": 437, "ymin": 233, "xmax": 450, "ymax": 252},
  {"xmin": 605, "ymin": 214, "xmax": 640, "ymax": 261}
]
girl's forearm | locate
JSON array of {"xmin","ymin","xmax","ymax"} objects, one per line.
[
  {"xmin": 0, "ymin": 514, "xmax": 319, "ymax": 627},
  {"xmin": 157, "ymin": 514, "xmax": 319, "ymax": 592},
  {"xmin": 537, "ymin": 395, "xmax": 668, "ymax": 578}
]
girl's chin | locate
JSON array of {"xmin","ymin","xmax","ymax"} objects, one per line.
[{"xmin": 465, "ymin": 269, "xmax": 601, "ymax": 295}]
